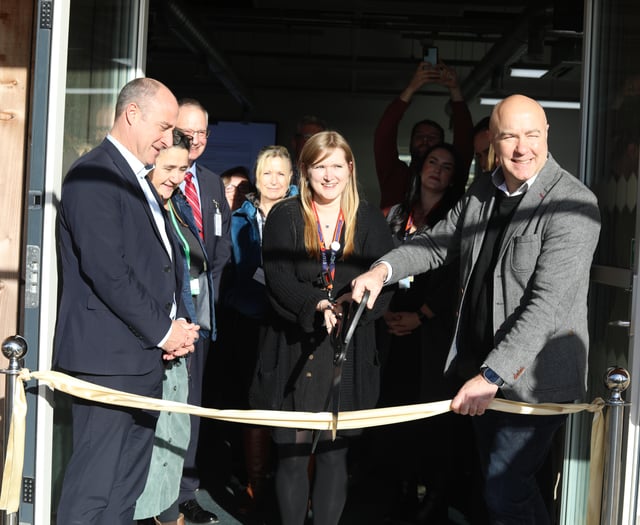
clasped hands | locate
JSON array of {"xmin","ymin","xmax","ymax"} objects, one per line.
[{"xmin": 161, "ymin": 319, "xmax": 200, "ymax": 360}]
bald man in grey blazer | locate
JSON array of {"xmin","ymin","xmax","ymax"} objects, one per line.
[{"xmin": 352, "ymin": 95, "xmax": 601, "ymax": 525}]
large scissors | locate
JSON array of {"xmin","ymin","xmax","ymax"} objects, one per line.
[{"xmin": 311, "ymin": 290, "xmax": 370, "ymax": 452}]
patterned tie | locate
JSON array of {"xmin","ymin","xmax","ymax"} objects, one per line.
[{"xmin": 184, "ymin": 171, "xmax": 204, "ymax": 240}]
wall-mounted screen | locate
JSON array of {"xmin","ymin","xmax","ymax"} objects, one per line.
[{"xmin": 199, "ymin": 120, "xmax": 277, "ymax": 181}]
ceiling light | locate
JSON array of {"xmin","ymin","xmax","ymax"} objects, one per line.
[
  {"xmin": 510, "ymin": 67, "xmax": 549, "ymax": 78},
  {"xmin": 479, "ymin": 98, "xmax": 580, "ymax": 110}
]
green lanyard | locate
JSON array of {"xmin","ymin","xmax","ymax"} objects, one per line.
[{"xmin": 168, "ymin": 202, "xmax": 190, "ymax": 269}]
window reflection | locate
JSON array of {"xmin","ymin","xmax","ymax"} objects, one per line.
[
  {"xmin": 62, "ymin": 0, "xmax": 138, "ymax": 174},
  {"xmin": 54, "ymin": 0, "xmax": 141, "ymax": 517}
]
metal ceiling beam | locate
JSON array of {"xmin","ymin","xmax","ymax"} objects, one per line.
[
  {"xmin": 161, "ymin": 0, "xmax": 254, "ymax": 117},
  {"xmin": 459, "ymin": 5, "xmax": 552, "ymax": 101}
]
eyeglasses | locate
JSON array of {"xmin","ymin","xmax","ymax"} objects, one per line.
[
  {"xmin": 172, "ymin": 129, "xmax": 193, "ymax": 148},
  {"xmin": 176, "ymin": 128, "xmax": 210, "ymax": 139}
]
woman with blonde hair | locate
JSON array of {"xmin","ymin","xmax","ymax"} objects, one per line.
[
  {"xmin": 250, "ymin": 131, "xmax": 394, "ymax": 525},
  {"xmin": 221, "ymin": 145, "xmax": 297, "ymax": 516}
]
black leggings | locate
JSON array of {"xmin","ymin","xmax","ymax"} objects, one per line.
[{"xmin": 275, "ymin": 430, "xmax": 349, "ymax": 525}]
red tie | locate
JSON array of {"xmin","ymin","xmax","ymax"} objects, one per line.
[{"xmin": 184, "ymin": 171, "xmax": 204, "ymax": 240}]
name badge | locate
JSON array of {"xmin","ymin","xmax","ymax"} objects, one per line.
[
  {"xmin": 190, "ymin": 278, "xmax": 200, "ymax": 296},
  {"xmin": 214, "ymin": 212, "xmax": 222, "ymax": 237},
  {"xmin": 253, "ymin": 267, "xmax": 265, "ymax": 285}
]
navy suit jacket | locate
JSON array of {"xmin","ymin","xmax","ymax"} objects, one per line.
[
  {"xmin": 54, "ymin": 139, "xmax": 189, "ymax": 376},
  {"xmin": 193, "ymin": 163, "xmax": 232, "ymax": 300}
]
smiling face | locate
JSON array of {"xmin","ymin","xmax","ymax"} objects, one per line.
[
  {"xmin": 256, "ymin": 156, "xmax": 292, "ymax": 207},
  {"xmin": 307, "ymin": 148, "xmax": 352, "ymax": 206},
  {"xmin": 148, "ymin": 146, "xmax": 190, "ymax": 202},
  {"xmin": 176, "ymin": 104, "xmax": 209, "ymax": 165},
  {"xmin": 129, "ymin": 86, "xmax": 178, "ymax": 166},
  {"xmin": 420, "ymin": 147, "xmax": 455, "ymax": 195},
  {"xmin": 490, "ymin": 95, "xmax": 549, "ymax": 192}
]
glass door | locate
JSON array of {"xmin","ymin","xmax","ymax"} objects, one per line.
[
  {"xmin": 579, "ymin": 0, "xmax": 640, "ymax": 523},
  {"xmin": 44, "ymin": 1, "xmax": 148, "ymax": 522}
]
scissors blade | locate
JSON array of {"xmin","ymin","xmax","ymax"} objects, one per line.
[
  {"xmin": 329, "ymin": 290, "xmax": 370, "ymax": 441},
  {"xmin": 330, "ymin": 360, "xmax": 343, "ymax": 440}
]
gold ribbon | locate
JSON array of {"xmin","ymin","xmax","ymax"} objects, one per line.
[{"xmin": 0, "ymin": 369, "xmax": 606, "ymax": 517}]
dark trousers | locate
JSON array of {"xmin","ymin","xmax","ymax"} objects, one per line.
[
  {"xmin": 472, "ymin": 409, "xmax": 567, "ymax": 525},
  {"xmin": 56, "ymin": 368, "xmax": 163, "ymax": 525},
  {"xmin": 179, "ymin": 336, "xmax": 211, "ymax": 502}
]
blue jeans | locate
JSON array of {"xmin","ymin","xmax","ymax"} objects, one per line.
[{"xmin": 472, "ymin": 409, "xmax": 567, "ymax": 525}]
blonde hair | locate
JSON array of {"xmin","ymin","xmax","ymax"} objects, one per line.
[
  {"xmin": 297, "ymin": 131, "xmax": 359, "ymax": 259},
  {"xmin": 254, "ymin": 145, "xmax": 293, "ymax": 196}
]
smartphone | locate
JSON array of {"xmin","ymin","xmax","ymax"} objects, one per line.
[{"xmin": 423, "ymin": 46, "xmax": 438, "ymax": 67}]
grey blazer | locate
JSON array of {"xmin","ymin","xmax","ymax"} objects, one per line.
[{"xmin": 381, "ymin": 155, "xmax": 601, "ymax": 403}]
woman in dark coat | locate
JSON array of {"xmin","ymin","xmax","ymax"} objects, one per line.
[
  {"xmin": 377, "ymin": 143, "xmax": 479, "ymax": 523},
  {"xmin": 251, "ymin": 131, "xmax": 394, "ymax": 525}
]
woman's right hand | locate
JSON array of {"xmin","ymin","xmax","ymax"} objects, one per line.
[{"xmin": 317, "ymin": 298, "xmax": 344, "ymax": 334}]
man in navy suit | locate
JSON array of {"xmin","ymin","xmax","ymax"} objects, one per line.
[
  {"xmin": 174, "ymin": 99, "xmax": 232, "ymax": 524},
  {"xmin": 54, "ymin": 78, "xmax": 199, "ymax": 525}
]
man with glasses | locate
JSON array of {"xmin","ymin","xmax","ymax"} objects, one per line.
[
  {"xmin": 174, "ymin": 98, "xmax": 232, "ymax": 524},
  {"xmin": 374, "ymin": 61, "xmax": 474, "ymax": 209},
  {"xmin": 54, "ymin": 78, "xmax": 199, "ymax": 524}
]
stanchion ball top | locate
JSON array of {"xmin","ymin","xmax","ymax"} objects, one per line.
[
  {"xmin": 1, "ymin": 335, "xmax": 27, "ymax": 360},
  {"xmin": 604, "ymin": 367, "xmax": 630, "ymax": 393}
]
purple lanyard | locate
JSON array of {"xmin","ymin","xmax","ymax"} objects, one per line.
[{"xmin": 312, "ymin": 202, "xmax": 345, "ymax": 298}]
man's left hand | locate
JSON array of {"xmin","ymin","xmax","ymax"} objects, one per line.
[{"xmin": 450, "ymin": 374, "xmax": 499, "ymax": 416}]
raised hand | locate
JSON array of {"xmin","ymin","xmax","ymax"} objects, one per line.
[{"xmin": 400, "ymin": 62, "xmax": 444, "ymax": 102}]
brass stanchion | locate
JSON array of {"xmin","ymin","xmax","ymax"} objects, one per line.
[
  {"xmin": 600, "ymin": 366, "xmax": 630, "ymax": 525},
  {"xmin": 1, "ymin": 335, "xmax": 27, "ymax": 525}
]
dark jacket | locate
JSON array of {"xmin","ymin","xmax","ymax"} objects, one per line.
[
  {"xmin": 171, "ymin": 190, "xmax": 217, "ymax": 340},
  {"xmin": 193, "ymin": 163, "xmax": 232, "ymax": 300},
  {"xmin": 250, "ymin": 197, "xmax": 395, "ymax": 417},
  {"xmin": 54, "ymin": 139, "xmax": 189, "ymax": 375}
]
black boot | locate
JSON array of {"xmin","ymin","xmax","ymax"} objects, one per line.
[{"xmin": 238, "ymin": 426, "xmax": 272, "ymax": 515}]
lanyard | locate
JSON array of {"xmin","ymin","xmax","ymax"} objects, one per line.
[
  {"xmin": 312, "ymin": 202, "xmax": 344, "ymax": 298},
  {"xmin": 168, "ymin": 202, "xmax": 191, "ymax": 269},
  {"xmin": 403, "ymin": 212, "xmax": 414, "ymax": 241}
]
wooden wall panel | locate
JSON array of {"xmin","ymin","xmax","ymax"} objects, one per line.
[{"xmin": 0, "ymin": 0, "xmax": 35, "ymax": 449}]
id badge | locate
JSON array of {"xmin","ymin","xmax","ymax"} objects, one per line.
[
  {"xmin": 214, "ymin": 212, "xmax": 222, "ymax": 237},
  {"xmin": 253, "ymin": 267, "xmax": 266, "ymax": 285},
  {"xmin": 190, "ymin": 278, "xmax": 200, "ymax": 296}
]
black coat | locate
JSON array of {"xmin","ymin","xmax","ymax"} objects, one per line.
[{"xmin": 250, "ymin": 197, "xmax": 394, "ymax": 422}]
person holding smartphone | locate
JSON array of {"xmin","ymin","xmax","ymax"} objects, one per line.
[{"xmin": 373, "ymin": 55, "xmax": 474, "ymax": 210}]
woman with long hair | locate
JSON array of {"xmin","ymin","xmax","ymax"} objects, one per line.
[
  {"xmin": 377, "ymin": 143, "xmax": 473, "ymax": 522},
  {"xmin": 251, "ymin": 131, "xmax": 394, "ymax": 525},
  {"xmin": 221, "ymin": 145, "xmax": 297, "ymax": 515}
]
